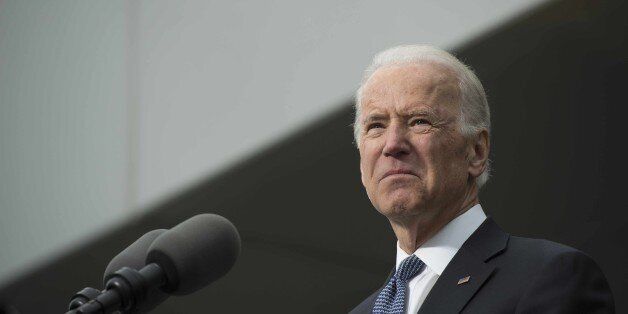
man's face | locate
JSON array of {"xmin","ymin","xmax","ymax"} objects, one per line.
[{"xmin": 358, "ymin": 63, "xmax": 472, "ymax": 220}]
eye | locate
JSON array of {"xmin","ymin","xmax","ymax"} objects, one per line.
[
  {"xmin": 410, "ymin": 119, "xmax": 430, "ymax": 126},
  {"xmin": 366, "ymin": 122, "xmax": 384, "ymax": 131}
]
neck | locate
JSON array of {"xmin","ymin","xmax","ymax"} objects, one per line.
[{"xmin": 390, "ymin": 184, "xmax": 480, "ymax": 254}]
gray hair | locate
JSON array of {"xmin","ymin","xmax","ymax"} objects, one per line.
[{"xmin": 354, "ymin": 44, "xmax": 491, "ymax": 188}]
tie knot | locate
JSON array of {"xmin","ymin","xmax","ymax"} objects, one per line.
[{"xmin": 395, "ymin": 255, "xmax": 424, "ymax": 281}]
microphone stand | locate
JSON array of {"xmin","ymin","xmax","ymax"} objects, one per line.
[
  {"xmin": 68, "ymin": 287, "xmax": 102, "ymax": 311},
  {"xmin": 66, "ymin": 264, "xmax": 165, "ymax": 314}
]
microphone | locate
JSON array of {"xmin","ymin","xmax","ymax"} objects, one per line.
[
  {"xmin": 104, "ymin": 229, "xmax": 170, "ymax": 313},
  {"xmin": 68, "ymin": 229, "xmax": 168, "ymax": 312},
  {"xmin": 103, "ymin": 229, "xmax": 167, "ymax": 282},
  {"xmin": 68, "ymin": 214, "xmax": 241, "ymax": 314},
  {"xmin": 146, "ymin": 214, "xmax": 241, "ymax": 295}
]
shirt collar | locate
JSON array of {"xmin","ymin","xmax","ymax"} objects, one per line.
[{"xmin": 395, "ymin": 204, "xmax": 487, "ymax": 276}]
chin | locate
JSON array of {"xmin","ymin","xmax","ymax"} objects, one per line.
[
  {"xmin": 371, "ymin": 184, "xmax": 426, "ymax": 216},
  {"xmin": 378, "ymin": 194, "xmax": 423, "ymax": 218}
]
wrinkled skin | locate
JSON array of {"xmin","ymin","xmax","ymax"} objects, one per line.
[{"xmin": 357, "ymin": 63, "xmax": 489, "ymax": 253}]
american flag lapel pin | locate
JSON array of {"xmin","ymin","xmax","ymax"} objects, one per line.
[{"xmin": 457, "ymin": 275, "xmax": 471, "ymax": 285}]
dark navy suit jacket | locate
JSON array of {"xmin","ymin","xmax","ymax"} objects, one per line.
[{"xmin": 350, "ymin": 218, "xmax": 615, "ymax": 314}]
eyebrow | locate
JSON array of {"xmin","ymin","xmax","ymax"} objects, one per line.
[
  {"xmin": 362, "ymin": 113, "xmax": 387, "ymax": 124},
  {"xmin": 403, "ymin": 107, "xmax": 437, "ymax": 117},
  {"xmin": 362, "ymin": 107, "xmax": 438, "ymax": 124}
]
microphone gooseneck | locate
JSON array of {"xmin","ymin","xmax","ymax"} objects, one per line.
[{"xmin": 67, "ymin": 213, "xmax": 241, "ymax": 314}]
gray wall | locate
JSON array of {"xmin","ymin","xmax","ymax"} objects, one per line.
[
  {"xmin": 1, "ymin": 1, "xmax": 626, "ymax": 313},
  {"xmin": 133, "ymin": 0, "xmax": 548, "ymax": 208},
  {"xmin": 0, "ymin": 0, "xmax": 548, "ymax": 286},
  {"xmin": 0, "ymin": 0, "xmax": 129, "ymax": 283}
]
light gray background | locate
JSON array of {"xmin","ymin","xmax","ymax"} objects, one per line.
[{"xmin": 0, "ymin": 0, "xmax": 547, "ymax": 285}]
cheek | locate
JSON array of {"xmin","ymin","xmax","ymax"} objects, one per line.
[
  {"xmin": 409, "ymin": 138, "xmax": 432, "ymax": 172},
  {"xmin": 359, "ymin": 155, "xmax": 380, "ymax": 205},
  {"xmin": 359, "ymin": 142, "xmax": 379, "ymax": 176},
  {"xmin": 360, "ymin": 156, "xmax": 376, "ymax": 185},
  {"xmin": 414, "ymin": 137, "xmax": 457, "ymax": 183},
  {"xmin": 358, "ymin": 149, "xmax": 372, "ymax": 187},
  {"xmin": 431, "ymin": 140, "xmax": 469, "ymax": 182},
  {"xmin": 359, "ymin": 160, "xmax": 385, "ymax": 207}
]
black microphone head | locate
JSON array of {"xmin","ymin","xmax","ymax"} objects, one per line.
[
  {"xmin": 104, "ymin": 229, "xmax": 170, "ymax": 312},
  {"xmin": 146, "ymin": 214, "xmax": 241, "ymax": 296}
]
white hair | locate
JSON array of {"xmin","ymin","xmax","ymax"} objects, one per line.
[{"xmin": 354, "ymin": 44, "xmax": 491, "ymax": 188}]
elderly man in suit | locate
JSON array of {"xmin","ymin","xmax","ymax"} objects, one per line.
[{"xmin": 350, "ymin": 45, "xmax": 614, "ymax": 314}]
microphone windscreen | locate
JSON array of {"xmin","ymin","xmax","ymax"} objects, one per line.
[
  {"xmin": 104, "ymin": 229, "xmax": 170, "ymax": 312},
  {"xmin": 146, "ymin": 214, "xmax": 241, "ymax": 295}
]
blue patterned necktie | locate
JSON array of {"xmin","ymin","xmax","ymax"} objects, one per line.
[{"xmin": 373, "ymin": 254, "xmax": 425, "ymax": 314}]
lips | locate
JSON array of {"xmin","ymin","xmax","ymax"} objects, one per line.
[{"xmin": 381, "ymin": 169, "xmax": 417, "ymax": 180}]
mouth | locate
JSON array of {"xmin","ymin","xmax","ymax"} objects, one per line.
[{"xmin": 381, "ymin": 169, "xmax": 417, "ymax": 181}]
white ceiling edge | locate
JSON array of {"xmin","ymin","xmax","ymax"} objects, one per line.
[{"xmin": 135, "ymin": 0, "xmax": 551, "ymax": 211}]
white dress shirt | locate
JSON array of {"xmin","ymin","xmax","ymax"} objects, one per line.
[{"xmin": 395, "ymin": 204, "xmax": 487, "ymax": 314}]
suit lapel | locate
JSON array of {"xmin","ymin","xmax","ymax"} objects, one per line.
[
  {"xmin": 416, "ymin": 246, "xmax": 495, "ymax": 314},
  {"xmin": 350, "ymin": 270, "xmax": 395, "ymax": 314},
  {"xmin": 417, "ymin": 218, "xmax": 509, "ymax": 314}
]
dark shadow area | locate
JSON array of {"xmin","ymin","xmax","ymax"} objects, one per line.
[
  {"xmin": 1, "ymin": 0, "xmax": 627, "ymax": 312},
  {"xmin": 469, "ymin": 1, "xmax": 628, "ymax": 309}
]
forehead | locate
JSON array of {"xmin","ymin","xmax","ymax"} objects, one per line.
[{"xmin": 361, "ymin": 63, "xmax": 460, "ymax": 114}]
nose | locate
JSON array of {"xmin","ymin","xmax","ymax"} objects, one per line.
[{"xmin": 382, "ymin": 123, "xmax": 410, "ymax": 158}]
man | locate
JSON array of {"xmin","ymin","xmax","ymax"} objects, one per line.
[{"xmin": 349, "ymin": 45, "xmax": 614, "ymax": 314}]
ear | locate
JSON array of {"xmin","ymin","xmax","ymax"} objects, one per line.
[{"xmin": 467, "ymin": 129, "xmax": 490, "ymax": 179}]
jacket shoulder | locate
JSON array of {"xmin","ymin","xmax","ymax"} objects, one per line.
[
  {"xmin": 500, "ymin": 236, "xmax": 604, "ymax": 276},
  {"xmin": 506, "ymin": 235, "xmax": 583, "ymax": 258},
  {"xmin": 501, "ymin": 236, "xmax": 615, "ymax": 313},
  {"xmin": 349, "ymin": 288, "xmax": 380, "ymax": 314}
]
